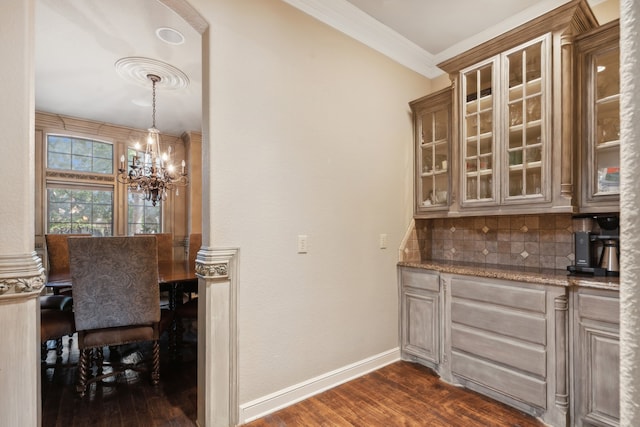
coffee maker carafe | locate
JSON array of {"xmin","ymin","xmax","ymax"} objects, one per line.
[
  {"xmin": 593, "ymin": 215, "xmax": 620, "ymax": 275},
  {"xmin": 568, "ymin": 214, "xmax": 620, "ymax": 276}
]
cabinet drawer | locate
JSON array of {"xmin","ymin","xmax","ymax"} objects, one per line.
[
  {"xmin": 451, "ymin": 299, "xmax": 546, "ymax": 345},
  {"xmin": 451, "ymin": 277, "xmax": 546, "ymax": 313},
  {"xmin": 578, "ymin": 292, "xmax": 619, "ymax": 325},
  {"xmin": 400, "ymin": 268, "xmax": 439, "ymax": 292},
  {"xmin": 452, "ymin": 351, "xmax": 547, "ymax": 409},
  {"xmin": 451, "ymin": 324, "xmax": 546, "ymax": 377}
]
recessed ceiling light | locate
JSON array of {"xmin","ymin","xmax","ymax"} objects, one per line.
[{"xmin": 156, "ymin": 27, "xmax": 185, "ymax": 45}]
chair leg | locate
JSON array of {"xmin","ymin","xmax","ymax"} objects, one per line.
[
  {"xmin": 96, "ymin": 347, "xmax": 104, "ymax": 377},
  {"xmin": 77, "ymin": 349, "xmax": 90, "ymax": 396},
  {"xmin": 151, "ymin": 340, "xmax": 160, "ymax": 385},
  {"xmin": 55, "ymin": 337, "xmax": 64, "ymax": 356},
  {"xmin": 176, "ymin": 317, "xmax": 184, "ymax": 357}
]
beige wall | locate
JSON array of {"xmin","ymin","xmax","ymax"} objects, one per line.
[{"xmin": 191, "ymin": 0, "xmax": 431, "ymax": 407}]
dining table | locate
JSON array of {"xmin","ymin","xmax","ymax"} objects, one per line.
[{"xmin": 46, "ymin": 260, "xmax": 197, "ymax": 310}]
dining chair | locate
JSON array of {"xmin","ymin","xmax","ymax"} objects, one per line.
[
  {"xmin": 183, "ymin": 233, "xmax": 202, "ymax": 299},
  {"xmin": 40, "ymin": 294, "xmax": 75, "ymax": 364},
  {"xmin": 68, "ymin": 236, "xmax": 173, "ymax": 396},
  {"xmin": 174, "ymin": 233, "xmax": 200, "ymax": 357},
  {"xmin": 135, "ymin": 232, "xmax": 173, "ymax": 263},
  {"xmin": 44, "ymin": 233, "xmax": 92, "ymax": 295}
]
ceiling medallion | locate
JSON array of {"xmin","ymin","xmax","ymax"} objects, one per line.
[{"xmin": 114, "ymin": 57, "xmax": 189, "ymax": 90}]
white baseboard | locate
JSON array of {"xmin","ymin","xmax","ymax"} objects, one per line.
[{"xmin": 238, "ymin": 347, "xmax": 401, "ymax": 424}]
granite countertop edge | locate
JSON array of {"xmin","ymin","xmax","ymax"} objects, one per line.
[{"xmin": 397, "ymin": 260, "xmax": 620, "ymax": 291}]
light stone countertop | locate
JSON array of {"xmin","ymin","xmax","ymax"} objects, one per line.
[{"xmin": 398, "ymin": 260, "xmax": 620, "ymax": 291}]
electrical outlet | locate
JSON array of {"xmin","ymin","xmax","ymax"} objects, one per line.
[
  {"xmin": 379, "ymin": 233, "xmax": 388, "ymax": 249},
  {"xmin": 297, "ymin": 235, "xmax": 308, "ymax": 253}
]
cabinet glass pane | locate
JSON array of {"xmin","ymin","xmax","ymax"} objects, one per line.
[
  {"xmin": 593, "ymin": 48, "xmax": 620, "ymax": 195},
  {"xmin": 505, "ymin": 41, "xmax": 544, "ymax": 199},
  {"xmin": 418, "ymin": 106, "xmax": 450, "ymax": 208},
  {"xmin": 463, "ymin": 63, "xmax": 494, "ymax": 202}
]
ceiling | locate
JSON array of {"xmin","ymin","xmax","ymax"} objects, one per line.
[{"xmin": 35, "ymin": 0, "xmax": 609, "ymax": 137}]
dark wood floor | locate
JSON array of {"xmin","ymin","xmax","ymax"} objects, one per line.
[
  {"xmin": 41, "ymin": 320, "xmax": 198, "ymax": 427},
  {"xmin": 43, "ymin": 328, "xmax": 543, "ymax": 427},
  {"xmin": 244, "ymin": 361, "xmax": 545, "ymax": 427}
]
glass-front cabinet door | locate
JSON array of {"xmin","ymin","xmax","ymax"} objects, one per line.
[
  {"xmin": 592, "ymin": 48, "xmax": 620, "ymax": 196},
  {"xmin": 459, "ymin": 35, "xmax": 550, "ymax": 208},
  {"xmin": 462, "ymin": 60, "xmax": 495, "ymax": 204},
  {"xmin": 411, "ymin": 88, "xmax": 452, "ymax": 215},
  {"xmin": 576, "ymin": 21, "xmax": 620, "ymax": 212},
  {"xmin": 504, "ymin": 39, "xmax": 546, "ymax": 200}
]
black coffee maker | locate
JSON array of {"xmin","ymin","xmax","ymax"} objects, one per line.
[{"xmin": 568, "ymin": 214, "xmax": 620, "ymax": 276}]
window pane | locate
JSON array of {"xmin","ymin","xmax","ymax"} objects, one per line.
[
  {"xmin": 48, "ymin": 136, "xmax": 72, "ymax": 154},
  {"xmin": 93, "ymin": 158, "xmax": 112, "ymax": 174},
  {"xmin": 128, "ymin": 190, "xmax": 161, "ymax": 235},
  {"xmin": 72, "ymin": 138, "xmax": 93, "ymax": 156},
  {"xmin": 48, "ymin": 152, "xmax": 71, "ymax": 170},
  {"xmin": 47, "ymin": 135, "xmax": 113, "ymax": 174},
  {"xmin": 47, "ymin": 187, "xmax": 113, "ymax": 236},
  {"xmin": 72, "ymin": 155, "xmax": 92, "ymax": 172}
]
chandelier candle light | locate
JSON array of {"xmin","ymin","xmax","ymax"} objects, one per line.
[{"xmin": 117, "ymin": 74, "xmax": 188, "ymax": 206}]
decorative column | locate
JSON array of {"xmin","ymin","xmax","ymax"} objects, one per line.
[
  {"xmin": 554, "ymin": 294, "xmax": 569, "ymax": 417},
  {"xmin": 559, "ymin": 31, "xmax": 574, "ymax": 203},
  {"xmin": 195, "ymin": 247, "xmax": 238, "ymax": 427},
  {"xmin": 0, "ymin": 0, "xmax": 46, "ymax": 426},
  {"xmin": 619, "ymin": 0, "xmax": 640, "ymax": 425}
]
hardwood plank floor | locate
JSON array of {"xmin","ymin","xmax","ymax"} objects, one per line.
[
  {"xmin": 41, "ymin": 320, "xmax": 198, "ymax": 427},
  {"xmin": 43, "ymin": 323, "xmax": 543, "ymax": 427},
  {"xmin": 244, "ymin": 361, "xmax": 546, "ymax": 427}
]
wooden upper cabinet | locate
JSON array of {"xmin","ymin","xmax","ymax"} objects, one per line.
[
  {"xmin": 575, "ymin": 20, "xmax": 620, "ymax": 213},
  {"xmin": 422, "ymin": 0, "xmax": 599, "ymax": 217},
  {"xmin": 410, "ymin": 88, "xmax": 453, "ymax": 215},
  {"xmin": 459, "ymin": 36, "xmax": 551, "ymax": 209}
]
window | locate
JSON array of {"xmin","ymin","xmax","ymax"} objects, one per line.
[
  {"xmin": 128, "ymin": 192, "xmax": 161, "ymax": 234},
  {"xmin": 43, "ymin": 134, "xmax": 163, "ymax": 237},
  {"xmin": 47, "ymin": 186, "xmax": 113, "ymax": 236},
  {"xmin": 47, "ymin": 135, "xmax": 113, "ymax": 174},
  {"xmin": 125, "ymin": 147, "xmax": 162, "ymax": 234}
]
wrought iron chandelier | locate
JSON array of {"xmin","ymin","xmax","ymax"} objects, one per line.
[{"xmin": 117, "ymin": 74, "xmax": 188, "ymax": 206}]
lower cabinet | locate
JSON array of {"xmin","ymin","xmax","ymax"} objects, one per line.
[
  {"xmin": 398, "ymin": 266, "xmax": 621, "ymax": 427},
  {"xmin": 399, "ymin": 267, "xmax": 440, "ymax": 369},
  {"xmin": 572, "ymin": 287, "xmax": 620, "ymax": 427},
  {"xmin": 445, "ymin": 275, "xmax": 569, "ymax": 427}
]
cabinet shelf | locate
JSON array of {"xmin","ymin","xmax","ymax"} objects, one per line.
[
  {"xmin": 421, "ymin": 169, "xmax": 448, "ymax": 177},
  {"xmin": 508, "ymin": 119, "xmax": 541, "ymax": 132},
  {"xmin": 596, "ymin": 140, "xmax": 620, "ymax": 151},
  {"xmin": 508, "ymin": 78, "xmax": 542, "ymax": 98},
  {"xmin": 421, "ymin": 138, "xmax": 448, "ymax": 148}
]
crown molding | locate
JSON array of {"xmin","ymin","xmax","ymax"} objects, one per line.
[{"xmin": 281, "ymin": 0, "xmax": 442, "ymax": 79}]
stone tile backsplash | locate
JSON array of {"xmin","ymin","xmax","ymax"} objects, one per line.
[{"xmin": 403, "ymin": 214, "xmax": 575, "ymax": 270}]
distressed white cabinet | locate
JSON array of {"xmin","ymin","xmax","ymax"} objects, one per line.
[
  {"xmin": 433, "ymin": 0, "xmax": 598, "ymax": 216},
  {"xmin": 572, "ymin": 287, "xmax": 620, "ymax": 427},
  {"xmin": 458, "ymin": 35, "xmax": 551, "ymax": 207},
  {"xmin": 445, "ymin": 274, "xmax": 569, "ymax": 427},
  {"xmin": 410, "ymin": 88, "xmax": 452, "ymax": 215},
  {"xmin": 399, "ymin": 267, "xmax": 441, "ymax": 369},
  {"xmin": 575, "ymin": 20, "xmax": 620, "ymax": 213}
]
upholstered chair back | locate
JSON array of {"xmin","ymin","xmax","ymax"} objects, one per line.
[
  {"xmin": 68, "ymin": 236, "xmax": 160, "ymax": 331},
  {"xmin": 188, "ymin": 233, "xmax": 202, "ymax": 270},
  {"xmin": 44, "ymin": 233, "xmax": 92, "ymax": 278},
  {"xmin": 135, "ymin": 233, "xmax": 173, "ymax": 263}
]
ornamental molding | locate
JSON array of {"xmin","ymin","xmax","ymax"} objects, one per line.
[
  {"xmin": 0, "ymin": 272, "xmax": 46, "ymax": 296},
  {"xmin": 195, "ymin": 261, "xmax": 229, "ymax": 279},
  {"xmin": 46, "ymin": 170, "xmax": 115, "ymax": 183}
]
